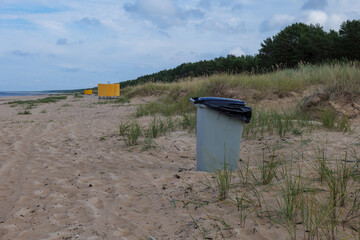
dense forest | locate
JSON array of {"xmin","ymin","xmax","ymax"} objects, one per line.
[{"xmin": 120, "ymin": 19, "xmax": 360, "ymax": 88}]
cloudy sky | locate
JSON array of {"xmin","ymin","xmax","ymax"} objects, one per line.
[{"xmin": 0, "ymin": 0, "xmax": 359, "ymax": 91}]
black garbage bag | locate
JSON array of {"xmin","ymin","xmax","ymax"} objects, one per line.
[{"xmin": 191, "ymin": 97, "xmax": 252, "ymax": 123}]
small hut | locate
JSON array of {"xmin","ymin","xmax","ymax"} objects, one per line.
[{"xmin": 98, "ymin": 83, "xmax": 120, "ymax": 99}]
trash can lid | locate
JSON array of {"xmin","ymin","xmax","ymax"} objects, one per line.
[{"xmin": 190, "ymin": 97, "xmax": 252, "ymax": 123}]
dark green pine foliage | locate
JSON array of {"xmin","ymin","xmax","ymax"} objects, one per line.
[
  {"xmin": 327, "ymin": 30, "xmax": 341, "ymax": 60},
  {"xmin": 120, "ymin": 55, "xmax": 259, "ymax": 88},
  {"xmin": 339, "ymin": 19, "xmax": 360, "ymax": 60},
  {"xmin": 259, "ymin": 23, "xmax": 332, "ymax": 68},
  {"xmin": 258, "ymin": 37, "xmax": 275, "ymax": 69}
]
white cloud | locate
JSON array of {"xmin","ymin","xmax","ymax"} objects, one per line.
[
  {"xmin": 272, "ymin": 14, "xmax": 296, "ymax": 24},
  {"xmin": 33, "ymin": 20, "xmax": 67, "ymax": 34},
  {"xmin": 304, "ymin": 10, "xmax": 328, "ymax": 25},
  {"xmin": 229, "ymin": 47, "xmax": 245, "ymax": 57},
  {"xmin": 300, "ymin": 9, "xmax": 349, "ymax": 30},
  {"xmin": 260, "ymin": 14, "xmax": 295, "ymax": 32},
  {"xmin": 198, "ymin": 20, "xmax": 245, "ymax": 34},
  {"xmin": 327, "ymin": 13, "xmax": 347, "ymax": 30}
]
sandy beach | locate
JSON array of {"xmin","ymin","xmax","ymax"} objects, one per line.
[{"xmin": 0, "ymin": 94, "xmax": 359, "ymax": 240}]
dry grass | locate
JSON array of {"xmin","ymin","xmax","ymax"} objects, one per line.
[
  {"xmin": 128, "ymin": 62, "xmax": 360, "ymax": 124},
  {"xmin": 117, "ymin": 62, "xmax": 360, "ymax": 239}
]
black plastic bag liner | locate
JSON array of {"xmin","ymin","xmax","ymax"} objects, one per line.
[{"xmin": 190, "ymin": 97, "xmax": 252, "ymax": 123}]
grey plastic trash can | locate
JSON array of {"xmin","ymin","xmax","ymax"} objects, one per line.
[{"xmin": 190, "ymin": 97, "xmax": 252, "ymax": 172}]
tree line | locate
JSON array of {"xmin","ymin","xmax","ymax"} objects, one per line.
[{"xmin": 120, "ymin": 19, "xmax": 360, "ymax": 88}]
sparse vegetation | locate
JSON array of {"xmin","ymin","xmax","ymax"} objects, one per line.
[
  {"xmin": 124, "ymin": 121, "xmax": 142, "ymax": 146},
  {"xmin": 95, "ymin": 96, "xmax": 130, "ymax": 104},
  {"xmin": 118, "ymin": 116, "xmax": 196, "ymax": 148},
  {"xmin": 252, "ymin": 151, "xmax": 282, "ymax": 185},
  {"xmin": 131, "ymin": 63, "xmax": 358, "ymax": 138},
  {"xmin": 8, "ymin": 95, "xmax": 67, "ymax": 106},
  {"xmin": 179, "ymin": 113, "xmax": 197, "ymax": 133},
  {"xmin": 181, "ymin": 142, "xmax": 360, "ymax": 239},
  {"xmin": 213, "ymin": 161, "xmax": 232, "ymax": 201},
  {"xmin": 119, "ymin": 122, "xmax": 130, "ymax": 135},
  {"xmin": 275, "ymin": 166, "xmax": 306, "ymax": 240},
  {"xmin": 112, "ymin": 62, "xmax": 360, "ymax": 239},
  {"xmin": 9, "ymin": 95, "xmax": 67, "ymax": 114},
  {"xmin": 146, "ymin": 117, "xmax": 166, "ymax": 138},
  {"xmin": 73, "ymin": 93, "xmax": 83, "ymax": 98},
  {"xmin": 18, "ymin": 105, "xmax": 32, "ymax": 115},
  {"xmin": 244, "ymin": 109, "xmax": 314, "ymax": 138}
]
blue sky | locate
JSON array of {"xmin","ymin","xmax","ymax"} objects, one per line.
[{"xmin": 0, "ymin": 0, "xmax": 359, "ymax": 91}]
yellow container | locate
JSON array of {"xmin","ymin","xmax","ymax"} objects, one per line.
[
  {"xmin": 98, "ymin": 83, "xmax": 120, "ymax": 97},
  {"xmin": 84, "ymin": 90, "xmax": 93, "ymax": 95},
  {"xmin": 113, "ymin": 83, "xmax": 120, "ymax": 97}
]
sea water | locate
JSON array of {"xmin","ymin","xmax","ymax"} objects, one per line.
[{"xmin": 0, "ymin": 91, "xmax": 57, "ymax": 97}]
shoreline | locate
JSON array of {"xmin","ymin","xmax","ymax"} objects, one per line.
[{"xmin": 0, "ymin": 91, "xmax": 75, "ymax": 98}]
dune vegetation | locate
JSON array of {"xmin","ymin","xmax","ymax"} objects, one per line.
[
  {"xmin": 7, "ymin": 95, "xmax": 68, "ymax": 115},
  {"xmin": 114, "ymin": 62, "xmax": 360, "ymax": 239},
  {"xmin": 120, "ymin": 62, "xmax": 359, "ymax": 135}
]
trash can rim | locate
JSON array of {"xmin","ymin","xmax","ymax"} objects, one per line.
[
  {"xmin": 190, "ymin": 96, "xmax": 252, "ymax": 123},
  {"xmin": 190, "ymin": 97, "xmax": 246, "ymax": 105}
]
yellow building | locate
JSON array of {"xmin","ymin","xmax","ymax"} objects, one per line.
[
  {"xmin": 98, "ymin": 83, "xmax": 120, "ymax": 98},
  {"xmin": 84, "ymin": 90, "xmax": 92, "ymax": 95}
]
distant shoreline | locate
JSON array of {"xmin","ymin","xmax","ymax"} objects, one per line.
[{"xmin": 0, "ymin": 91, "xmax": 71, "ymax": 98}]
